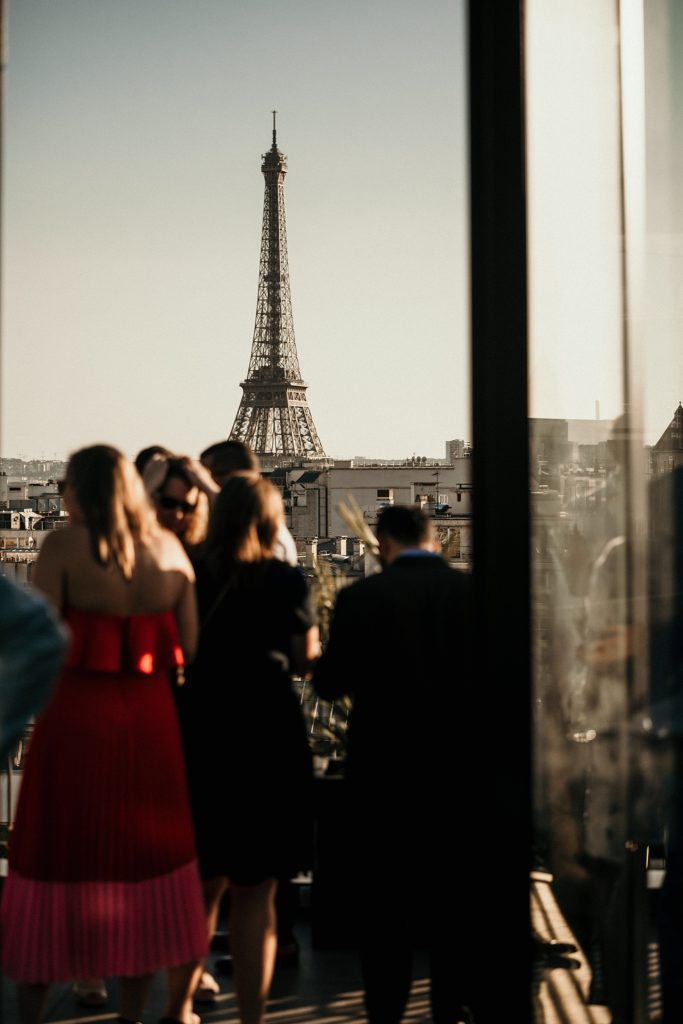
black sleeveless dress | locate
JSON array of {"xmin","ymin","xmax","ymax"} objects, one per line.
[{"xmin": 177, "ymin": 558, "xmax": 314, "ymax": 884}]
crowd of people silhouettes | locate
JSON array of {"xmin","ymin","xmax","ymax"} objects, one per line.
[{"xmin": 0, "ymin": 439, "xmax": 473, "ymax": 1024}]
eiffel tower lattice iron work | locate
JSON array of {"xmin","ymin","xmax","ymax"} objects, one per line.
[{"xmin": 229, "ymin": 114, "xmax": 326, "ymax": 460}]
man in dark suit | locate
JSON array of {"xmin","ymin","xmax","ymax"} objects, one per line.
[{"xmin": 313, "ymin": 505, "xmax": 475, "ymax": 1024}]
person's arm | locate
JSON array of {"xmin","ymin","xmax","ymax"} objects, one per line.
[
  {"xmin": 0, "ymin": 576, "xmax": 68, "ymax": 760},
  {"xmin": 175, "ymin": 570, "xmax": 199, "ymax": 662},
  {"xmin": 181, "ymin": 458, "xmax": 221, "ymax": 506},
  {"xmin": 312, "ymin": 586, "xmax": 358, "ymax": 700},
  {"xmin": 32, "ymin": 530, "xmax": 67, "ymax": 612},
  {"xmin": 291, "ymin": 625, "xmax": 321, "ymax": 679},
  {"xmin": 141, "ymin": 453, "xmax": 170, "ymax": 497},
  {"xmin": 273, "ymin": 522, "xmax": 299, "ymax": 566}
]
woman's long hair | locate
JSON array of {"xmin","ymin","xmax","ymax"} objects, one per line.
[
  {"xmin": 66, "ymin": 445, "xmax": 155, "ymax": 579},
  {"xmin": 204, "ymin": 472, "xmax": 283, "ymax": 579}
]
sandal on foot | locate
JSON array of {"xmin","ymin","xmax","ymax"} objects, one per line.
[
  {"xmin": 72, "ymin": 978, "xmax": 108, "ymax": 1006},
  {"xmin": 194, "ymin": 970, "xmax": 220, "ymax": 1004}
]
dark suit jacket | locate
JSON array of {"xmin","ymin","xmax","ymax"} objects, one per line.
[{"xmin": 314, "ymin": 553, "xmax": 474, "ymax": 807}]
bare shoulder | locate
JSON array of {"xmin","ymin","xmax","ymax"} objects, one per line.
[
  {"xmin": 145, "ymin": 528, "xmax": 195, "ymax": 580},
  {"xmin": 37, "ymin": 524, "xmax": 87, "ymax": 562},
  {"xmin": 34, "ymin": 525, "xmax": 88, "ymax": 606}
]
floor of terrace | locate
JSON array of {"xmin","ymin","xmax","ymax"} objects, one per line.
[{"xmin": 0, "ymin": 909, "xmax": 433, "ymax": 1024}]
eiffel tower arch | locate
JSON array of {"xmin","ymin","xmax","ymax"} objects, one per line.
[{"xmin": 229, "ymin": 115, "xmax": 326, "ymax": 462}]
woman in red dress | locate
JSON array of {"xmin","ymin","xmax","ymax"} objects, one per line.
[{"xmin": 1, "ymin": 445, "xmax": 207, "ymax": 1024}]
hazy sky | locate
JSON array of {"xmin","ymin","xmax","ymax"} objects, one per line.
[
  {"xmin": 525, "ymin": 0, "xmax": 683, "ymax": 447},
  {"xmin": 1, "ymin": 0, "xmax": 469, "ymax": 462}
]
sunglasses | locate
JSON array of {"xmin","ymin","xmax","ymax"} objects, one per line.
[{"xmin": 155, "ymin": 494, "xmax": 197, "ymax": 515}]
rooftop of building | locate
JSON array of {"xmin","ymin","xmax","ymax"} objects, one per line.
[{"xmin": 654, "ymin": 402, "xmax": 683, "ymax": 451}]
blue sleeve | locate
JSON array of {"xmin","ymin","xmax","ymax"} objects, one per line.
[{"xmin": 0, "ymin": 577, "xmax": 68, "ymax": 760}]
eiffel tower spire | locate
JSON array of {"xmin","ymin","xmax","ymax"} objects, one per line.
[{"xmin": 229, "ymin": 115, "xmax": 326, "ymax": 460}]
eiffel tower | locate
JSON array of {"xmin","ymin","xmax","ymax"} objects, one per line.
[{"xmin": 229, "ymin": 114, "xmax": 326, "ymax": 461}]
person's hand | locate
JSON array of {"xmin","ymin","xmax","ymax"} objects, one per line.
[
  {"xmin": 141, "ymin": 454, "xmax": 170, "ymax": 496},
  {"xmin": 181, "ymin": 458, "xmax": 220, "ymax": 499}
]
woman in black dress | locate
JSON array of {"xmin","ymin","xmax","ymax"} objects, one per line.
[{"xmin": 179, "ymin": 472, "xmax": 319, "ymax": 1024}]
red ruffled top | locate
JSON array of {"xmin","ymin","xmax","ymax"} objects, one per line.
[{"xmin": 63, "ymin": 607, "xmax": 184, "ymax": 675}]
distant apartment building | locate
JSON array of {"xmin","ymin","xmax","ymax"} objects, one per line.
[
  {"xmin": 0, "ymin": 458, "xmax": 66, "ymax": 479},
  {"xmin": 445, "ymin": 438, "xmax": 471, "ymax": 462},
  {"xmin": 0, "ymin": 473, "xmax": 63, "ymax": 510},
  {"xmin": 0, "ymin": 473, "xmax": 67, "ymax": 585},
  {"xmin": 532, "ymin": 406, "xmax": 683, "ymax": 484},
  {"xmin": 265, "ymin": 458, "xmax": 473, "ymax": 571},
  {"xmin": 649, "ymin": 403, "xmax": 683, "ymax": 477},
  {"xmin": 530, "ymin": 417, "xmax": 617, "ymax": 491},
  {"xmin": 324, "ymin": 462, "xmax": 472, "ymax": 536}
]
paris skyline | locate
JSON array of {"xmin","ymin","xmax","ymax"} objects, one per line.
[
  {"xmin": 1, "ymin": 0, "xmax": 469, "ymax": 463},
  {"xmin": 5, "ymin": 2, "xmax": 679, "ymax": 466}
]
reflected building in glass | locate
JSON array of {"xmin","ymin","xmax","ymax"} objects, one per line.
[{"xmin": 525, "ymin": 1, "xmax": 683, "ymax": 1020}]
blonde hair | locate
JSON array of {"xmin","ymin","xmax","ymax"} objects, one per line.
[
  {"xmin": 204, "ymin": 472, "xmax": 283, "ymax": 577},
  {"xmin": 66, "ymin": 444, "xmax": 154, "ymax": 579}
]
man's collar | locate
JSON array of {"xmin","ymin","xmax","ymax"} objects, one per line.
[{"xmin": 394, "ymin": 548, "xmax": 441, "ymax": 560}]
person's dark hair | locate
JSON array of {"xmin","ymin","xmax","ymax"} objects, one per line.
[
  {"xmin": 134, "ymin": 445, "xmax": 172, "ymax": 477},
  {"xmin": 156, "ymin": 456, "xmax": 209, "ymax": 548},
  {"xmin": 162, "ymin": 456, "xmax": 194, "ymax": 489},
  {"xmin": 376, "ymin": 505, "xmax": 432, "ymax": 547},
  {"xmin": 66, "ymin": 444, "xmax": 154, "ymax": 579},
  {"xmin": 200, "ymin": 440, "xmax": 261, "ymax": 479},
  {"xmin": 204, "ymin": 472, "xmax": 283, "ymax": 578}
]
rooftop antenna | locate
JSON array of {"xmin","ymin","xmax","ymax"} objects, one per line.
[{"xmin": 272, "ymin": 109, "xmax": 277, "ymax": 147}]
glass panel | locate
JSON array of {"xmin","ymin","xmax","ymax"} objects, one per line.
[
  {"xmin": 528, "ymin": 1, "xmax": 683, "ymax": 1018},
  {"xmin": 642, "ymin": 3, "xmax": 683, "ymax": 1021},
  {"xmin": 527, "ymin": 2, "xmax": 654, "ymax": 1020}
]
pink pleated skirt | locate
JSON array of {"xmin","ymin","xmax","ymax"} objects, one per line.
[
  {"xmin": 2, "ymin": 862, "xmax": 207, "ymax": 982},
  {"xmin": 0, "ymin": 609, "xmax": 208, "ymax": 983}
]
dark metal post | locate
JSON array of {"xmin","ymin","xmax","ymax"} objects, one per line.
[{"xmin": 469, "ymin": 1, "xmax": 532, "ymax": 1018}]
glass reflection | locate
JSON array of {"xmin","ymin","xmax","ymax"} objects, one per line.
[
  {"xmin": 643, "ymin": 4, "xmax": 683, "ymax": 1023},
  {"xmin": 529, "ymin": 1, "xmax": 683, "ymax": 1020},
  {"xmin": 527, "ymin": 2, "xmax": 654, "ymax": 1020},
  {"xmin": 531, "ymin": 414, "xmax": 633, "ymax": 1016}
]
